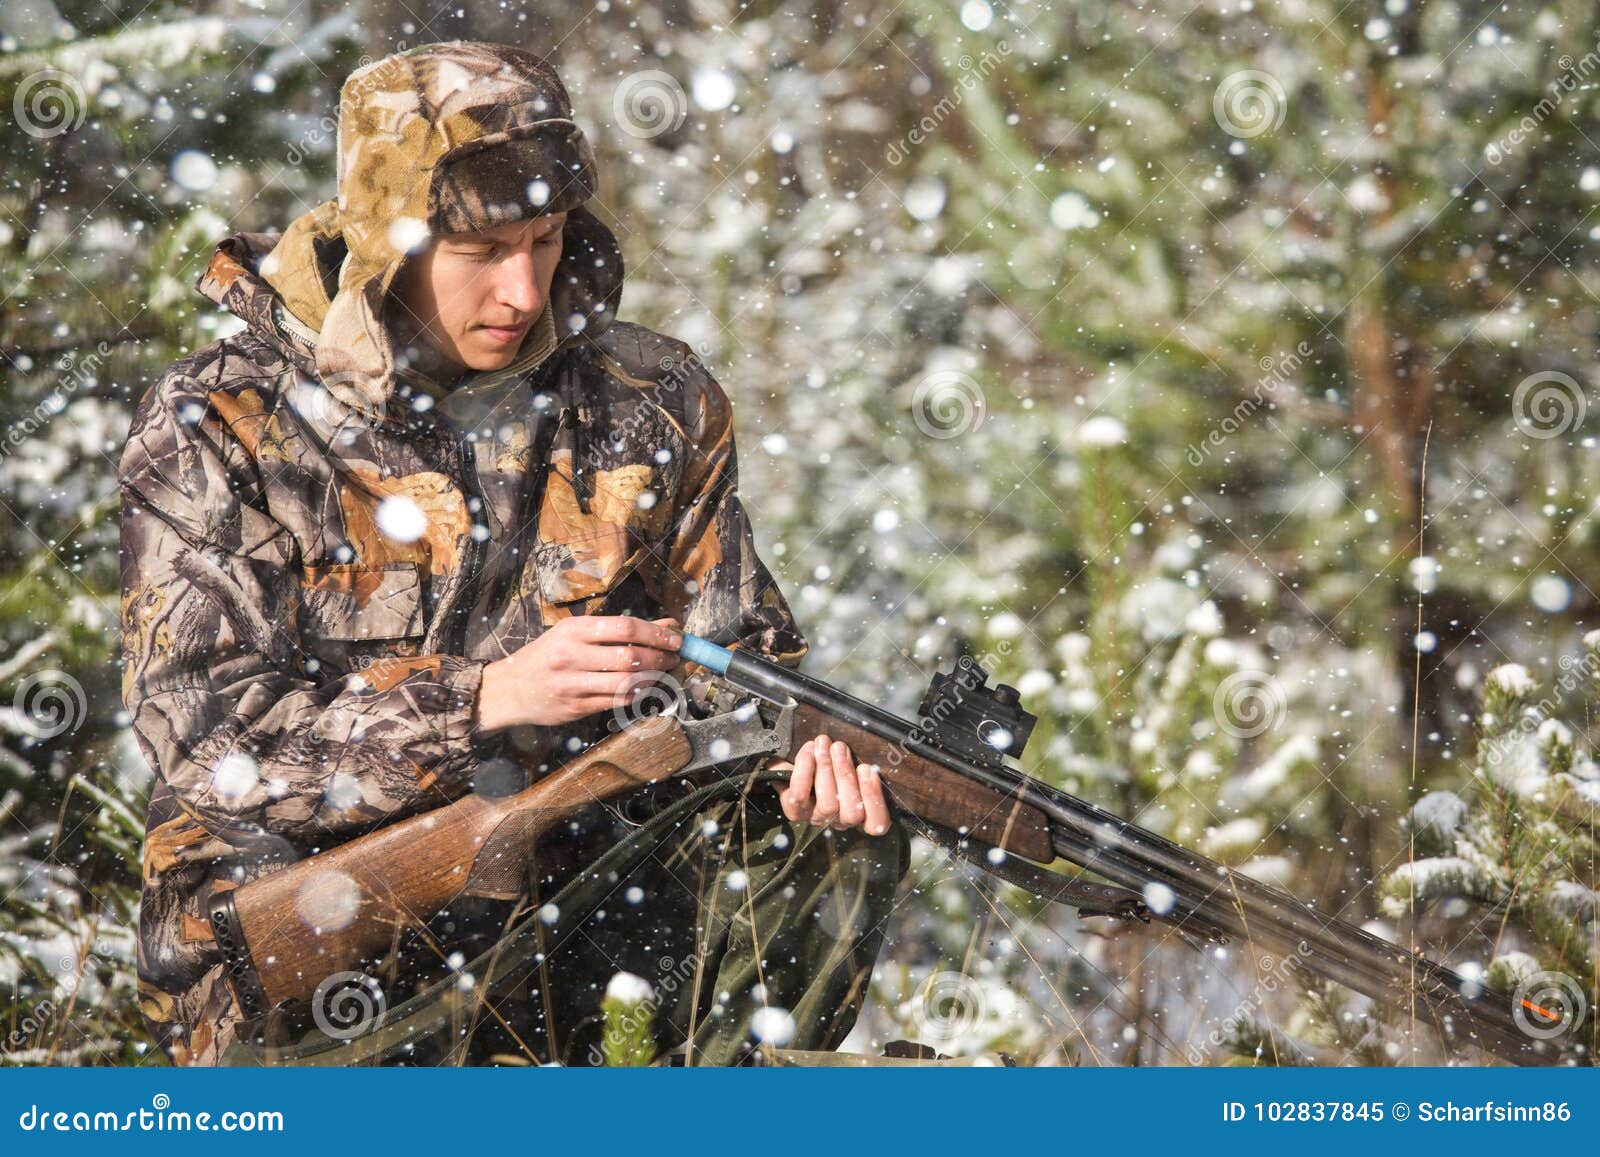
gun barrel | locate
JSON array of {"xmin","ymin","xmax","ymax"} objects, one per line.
[
  {"xmin": 685, "ymin": 634, "xmax": 917, "ymax": 741},
  {"xmin": 683, "ymin": 634, "xmax": 1565, "ymax": 1066}
]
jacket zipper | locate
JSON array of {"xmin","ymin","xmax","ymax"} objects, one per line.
[{"xmin": 447, "ymin": 434, "xmax": 489, "ymax": 655}]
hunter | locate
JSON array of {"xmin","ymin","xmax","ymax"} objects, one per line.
[{"xmin": 120, "ymin": 41, "xmax": 908, "ymax": 1066}]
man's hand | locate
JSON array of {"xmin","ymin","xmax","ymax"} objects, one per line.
[
  {"xmin": 474, "ymin": 615, "xmax": 683, "ymax": 731},
  {"xmin": 771, "ymin": 733, "xmax": 893, "ymax": 836}
]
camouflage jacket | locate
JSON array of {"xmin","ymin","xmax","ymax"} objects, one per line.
[{"xmin": 120, "ymin": 43, "xmax": 804, "ymax": 1066}]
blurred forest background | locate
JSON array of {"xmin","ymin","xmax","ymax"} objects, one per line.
[{"xmin": 1, "ymin": 0, "xmax": 1598, "ymax": 1065}]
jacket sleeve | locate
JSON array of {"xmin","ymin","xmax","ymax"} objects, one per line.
[
  {"xmin": 658, "ymin": 366, "xmax": 808, "ymax": 674},
  {"xmin": 118, "ymin": 372, "xmax": 488, "ymax": 847}
]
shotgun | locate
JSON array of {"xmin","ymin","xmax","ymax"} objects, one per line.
[
  {"xmin": 210, "ymin": 633, "xmax": 1576, "ymax": 1065},
  {"xmin": 675, "ymin": 633, "xmax": 1574, "ymax": 1066},
  {"xmin": 209, "ymin": 682, "xmax": 1141, "ymax": 1024}
]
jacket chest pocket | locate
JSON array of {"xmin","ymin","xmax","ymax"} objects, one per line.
[
  {"xmin": 533, "ymin": 452, "xmax": 659, "ymax": 614},
  {"xmin": 297, "ymin": 562, "xmax": 427, "ymax": 669}
]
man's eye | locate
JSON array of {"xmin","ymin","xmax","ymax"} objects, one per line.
[{"xmin": 536, "ymin": 233, "xmax": 563, "ymax": 248}]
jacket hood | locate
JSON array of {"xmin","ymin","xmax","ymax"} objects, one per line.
[{"xmin": 197, "ymin": 42, "xmax": 624, "ymax": 421}]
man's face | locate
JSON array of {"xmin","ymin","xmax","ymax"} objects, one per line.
[{"xmin": 392, "ymin": 212, "xmax": 567, "ymax": 373}]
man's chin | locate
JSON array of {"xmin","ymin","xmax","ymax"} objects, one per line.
[{"xmin": 459, "ymin": 342, "xmax": 519, "ymax": 373}]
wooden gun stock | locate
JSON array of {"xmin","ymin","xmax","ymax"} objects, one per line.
[{"xmin": 210, "ymin": 714, "xmax": 692, "ymax": 1015}]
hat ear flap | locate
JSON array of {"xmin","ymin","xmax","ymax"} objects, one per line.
[
  {"xmin": 314, "ymin": 259, "xmax": 400, "ymax": 420},
  {"xmin": 548, "ymin": 206, "xmax": 624, "ymax": 341}
]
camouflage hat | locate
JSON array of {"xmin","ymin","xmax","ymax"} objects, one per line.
[{"xmin": 261, "ymin": 42, "xmax": 623, "ymax": 419}]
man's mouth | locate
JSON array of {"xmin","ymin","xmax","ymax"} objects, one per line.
[{"xmin": 477, "ymin": 320, "xmax": 530, "ymax": 344}]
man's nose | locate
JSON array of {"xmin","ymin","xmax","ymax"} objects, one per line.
[{"xmin": 493, "ymin": 248, "xmax": 542, "ymax": 315}]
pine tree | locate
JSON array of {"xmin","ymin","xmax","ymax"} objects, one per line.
[{"xmin": 1381, "ymin": 652, "xmax": 1598, "ymax": 1061}]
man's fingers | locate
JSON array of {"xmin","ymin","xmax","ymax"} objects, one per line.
[
  {"xmin": 584, "ymin": 614, "xmax": 684, "ymax": 651},
  {"xmin": 859, "ymin": 762, "xmax": 891, "ymax": 836},
  {"xmin": 809, "ymin": 734, "xmax": 838, "ymax": 825},
  {"xmin": 582, "ymin": 644, "xmax": 680, "ymax": 673},
  {"xmin": 566, "ymin": 670, "xmax": 661, "ymax": 703},
  {"xmin": 831, "ymin": 740, "xmax": 864, "ymax": 828},
  {"xmin": 573, "ymin": 695, "xmax": 635, "ymax": 716},
  {"xmin": 642, "ymin": 616, "xmax": 685, "ymax": 651},
  {"xmin": 778, "ymin": 745, "xmax": 814, "ymax": 824}
]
